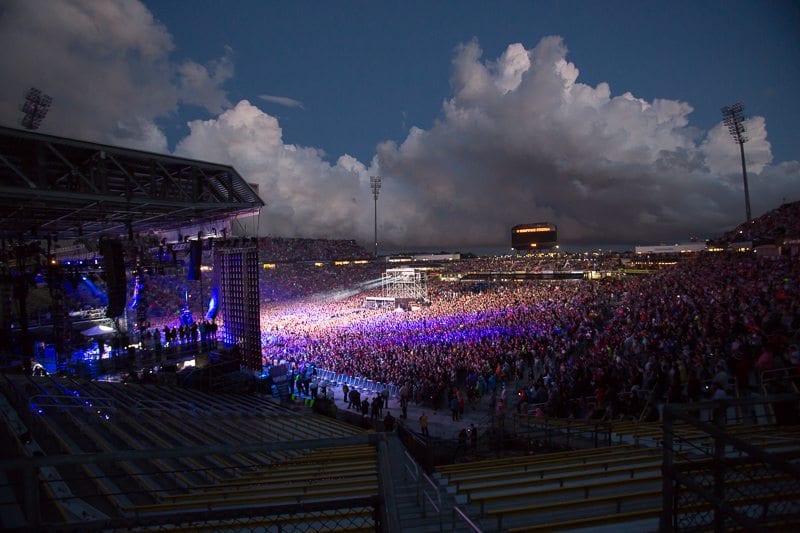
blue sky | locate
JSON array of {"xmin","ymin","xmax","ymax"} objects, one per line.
[
  {"xmin": 150, "ymin": 0, "xmax": 800, "ymax": 164},
  {"xmin": 1, "ymin": 0, "xmax": 799, "ymax": 249}
]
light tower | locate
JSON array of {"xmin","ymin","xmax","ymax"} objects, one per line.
[
  {"xmin": 20, "ymin": 87, "xmax": 52, "ymax": 130},
  {"xmin": 370, "ymin": 175, "xmax": 382, "ymax": 257},
  {"xmin": 721, "ymin": 102, "xmax": 751, "ymax": 223}
]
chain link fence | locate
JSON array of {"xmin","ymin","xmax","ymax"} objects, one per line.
[{"xmin": 661, "ymin": 394, "xmax": 800, "ymax": 532}]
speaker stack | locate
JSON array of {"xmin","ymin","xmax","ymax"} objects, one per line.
[
  {"xmin": 101, "ymin": 239, "xmax": 126, "ymax": 317},
  {"xmin": 187, "ymin": 240, "xmax": 202, "ymax": 280}
]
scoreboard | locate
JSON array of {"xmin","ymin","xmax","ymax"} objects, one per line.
[{"xmin": 511, "ymin": 223, "xmax": 558, "ymax": 250}]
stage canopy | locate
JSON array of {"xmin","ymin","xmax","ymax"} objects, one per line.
[{"xmin": 0, "ymin": 126, "xmax": 264, "ymax": 242}]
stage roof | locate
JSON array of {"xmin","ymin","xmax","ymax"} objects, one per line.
[{"xmin": 0, "ymin": 126, "xmax": 264, "ymax": 242}]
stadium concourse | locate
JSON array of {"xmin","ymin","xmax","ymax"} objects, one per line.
[{"xmin": 1, "ymin": 202, "xmax": 800, "ymax": 531}]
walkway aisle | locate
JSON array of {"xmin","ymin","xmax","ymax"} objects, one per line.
[{"xmin": 384, "ymin": 431, "xmax": 474, "ymax": 532}]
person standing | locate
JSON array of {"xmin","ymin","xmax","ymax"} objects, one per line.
[
  {"xmin": 384, "ymin": 410, "xmax": 395, "ymax": 432},
  {"xmin": 419, "ymin": 412, "xmax": 429, "ymax": 436},
  {"xmin": 381, "ymin": 386, "xmax": 390, "ymax": 410},
  {"xmin": 361, "ymin": 397, "xmax": 370, "ymax": 420},
  {"xmin": 371, "ymin": 396, "xmax": 380, "ymax": 421}
]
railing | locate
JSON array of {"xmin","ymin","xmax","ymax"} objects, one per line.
[
  {"xmin": 316, "ymin": 367, "xmax": 399, "ymax": 399},
  {"xmin": 404, "ymin": 450, "xmax": 444, "ymax": 531},
  {"xmin": 453, "ymin": 505, "xmax": 483, "ymax": 532},
  {"xmin": 661, "ymin": 394, "xmax": 800, "ymax": 532},
  {"xmin": 513, "ymin": 412, "xmax": 614, "ymax": 448},
  {"xmin": 421, "ymin": 471, "xmax": 442, "ymax": 523}
]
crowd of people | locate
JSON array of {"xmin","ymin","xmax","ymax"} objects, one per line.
[
  {"xmin": 443, "ymin": 253, "xmax": 624, "ymax": 274},
  {"xmin": 259, "ymin": 247, "xmax": 799, "ymax": 422},
  {"xmin": 258, "ymin": 237, "xmax": 369, "ymax": 262},
  {"xmin": 259, "ymin": 262, "xmax": 385, "ymax": 303},
  {"xmin": 28, "ymin": 210, "xmax": 800, "ymax": 426},
  {"xmin": 264, "ymin": 247, "xmax": 800, "ymax": 417},
  {"xmin": 714, "ymin": 200, "xmax": 800, "ymax": 245}
]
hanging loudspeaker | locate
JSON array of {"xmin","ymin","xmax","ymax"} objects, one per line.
[
  {"xmin": 101, "ymin": 239, "xmax": 126, "ymax": 317},
  {"xmin": 187, "ymin": 240, "xmax": 202, "ymax": 280}
]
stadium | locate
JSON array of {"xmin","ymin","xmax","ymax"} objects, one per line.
[{"xmin": 1, "ymin": 126, "xmax": 800, "ymax": 532}]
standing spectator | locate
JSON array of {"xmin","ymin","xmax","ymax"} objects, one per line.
[
  {"xmin": 381, "ymin": 386, "xmax": 390, "ymax": 411},
  {"xmin": 712, "ymin": 363, "xmax": 730, "ymax": 391},
  {"xmin": 383, "ymin": 410, "xmax": 395, "ymax": 432},
  {"xmin": 755, "ymin": 349, "xmax": 775, "ymax": 375},
  {"xmin": 360, "ymin": 398, "xmax": 370, "ymax": 420},
  {"xmin": 370, "ymin": 396, "xmax": 380, "ymax": 421},
  {"xmin": 711, "ymin": 382, "xmax": 730, "ymax": 425}
]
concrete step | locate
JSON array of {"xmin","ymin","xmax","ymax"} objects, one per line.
[{"xmin": 383, "ymin": 431, "xmax": 476, "ymax": 532}]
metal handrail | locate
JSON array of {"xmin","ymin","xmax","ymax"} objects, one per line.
[
  {"xmin": 453, "ymin": 505, "xmax": 483, "ymax": 532},
  {"xmin": 421, "ymin": 471, "xmax": 443, "ymax": 530}
]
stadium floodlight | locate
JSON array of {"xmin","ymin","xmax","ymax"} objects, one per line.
[
  {"xmin": 20, "ymin": 87, "xmax": 53, "ymax": 130},
  {"xmin": 721, "ymin": 102, "xmax": 751, "ymax": 223},
  {"xmin": 370, "ymin": 175, "xmax": 382, "ymax": 257}
]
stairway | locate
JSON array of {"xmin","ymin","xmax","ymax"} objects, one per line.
[{"xmin": 384, "ymin": 432, "xmax": 478, "ymax": 532}]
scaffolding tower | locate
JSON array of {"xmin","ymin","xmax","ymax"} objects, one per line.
[{"xmin": 381, "ymin": 268, "xmax": 428, "ymax": 301}]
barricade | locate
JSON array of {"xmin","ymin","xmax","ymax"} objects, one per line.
[{"xmin": 316, "ymin": 368, "xmax": 399, "ymax": 399}]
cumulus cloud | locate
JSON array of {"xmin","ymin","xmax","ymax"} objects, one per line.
[
  {"xmin": 701, "ymin": 116, "xmax": 772, "ymax": 176},
  {"xmin": 0, "ymin": 0, "xmax": 231, "ymax": 151},
  {"xmin": 258, "ymin": 94, "xmax": 305, "ymax": 109},
  {"xmin": 2, "ymin": 3, "xmax": 796, "ymax": 249},
  {"xmin": 175, "ymin": 100, "xmax": 370, "ymax": 240},
  {"xmin": 374, "ymin": 36, "xmax": 798, "ymax": 248},
  {"xmin": 178, "ymin": 46, "xmax": 234, "ymax": 114}
]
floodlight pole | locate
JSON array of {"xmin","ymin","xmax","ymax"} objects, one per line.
[
  {"xmin": 370, "ymin": 176, "xmax": 382, "ymax": 257},
  {"xmin": 20, "ymin": 87, "xmax": 52, "ymax": 130},
  {"xmin": 721, "ymin": 103, "xmax": 752, "ymax": 223},
  {"xmin": 736, "ymin": 141, "xmax": 751, "ymax": 223}
]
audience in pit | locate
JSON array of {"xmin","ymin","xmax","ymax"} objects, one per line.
[
  {"xmin": 260, "ymin": 250, "xmax": 799, "ymax": 421},
  {"xmin": 24, "ymin": 216, "xmax": 800, "ymax": 425}
]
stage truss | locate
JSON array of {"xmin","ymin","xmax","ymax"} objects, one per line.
[
  {"xmin": 381, "ymin": 268, "xmax": 428, "ymax": 302},
  {"xmin": 0, "ymin": 126, "xmax": 264, "ymax": 241}
]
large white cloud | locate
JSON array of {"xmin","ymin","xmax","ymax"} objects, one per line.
[
  {"xmin": 0, "ymin": 0, "xmax": 230, "ymax": 152},
  {"xmin": 175, "ymin": 100, "xmax": 371, "ymax": 240},
  {"xmin": 2, "ymin": 2, "xmax": 796, "ymax": 249},
  {"xmin": 375, "ymin": 36, "xmax": 798, "ymax": 247}
]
